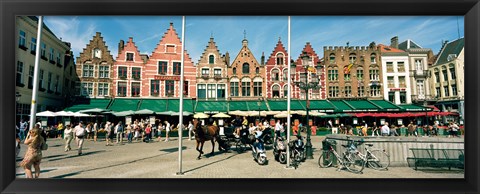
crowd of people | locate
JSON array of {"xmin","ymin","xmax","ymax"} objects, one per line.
[{"xmin": 326, "ymin": 119, "xmax": 463, "ymax": 138}]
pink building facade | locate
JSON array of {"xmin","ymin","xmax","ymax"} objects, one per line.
[
  {"xmin": 143, "ymin": 23, "xmax": 197, "ymax": 98},
  {"xmin": 112, "ymin": 37, "xmax": 146, "ymax": 97}
]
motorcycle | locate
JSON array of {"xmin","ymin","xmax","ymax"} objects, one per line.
[
  {"xmin": 250, "ymin": 131, "xmax": 268, "ymax": 165},
  {"xmin": 288, "ymin": 135, "xmax": 306, "ymax": 163},
  {"xmin": 261, "ymin": 127, "xmax": 273, "ymax": 146},
  {"xmin": 273, "ymin": 136, "xmax": 287, "ymax": 164}
]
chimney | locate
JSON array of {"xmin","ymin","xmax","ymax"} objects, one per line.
[
  {"xmin": 118, "ymin": 40, "xmax": 125, "ymax": 55},
  {"xmin": 261, "ymin": 52, "xmax": 265, "ymax": 65},
  {"xmin": 390, "ymin": 36, "xmax": 399, "ymax": 49},
  {"xmin": 225, "ymin": 52, "xmax": 230, "ymax": 65}
]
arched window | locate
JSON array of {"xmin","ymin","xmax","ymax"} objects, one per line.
[
  {"xmin": 329, "ymin": 53, "xmax": 335, "ymax": 64},
  {"xmin": 370, "ymin": 53, "xmax": 376, "ymax": 63},
  {"xmin": 283, "ymin": 85, "xmax": 288, "ymax": 98},
  {"xmin": 283, "ymin": 69, "xmax": 288, "ymax": 81},
  {"xmin": 230, "ymin": 77, "xmax": 239, "ymax": 97},
  {"xmin": 256, "ymin": 67, "xmax": 259, "ymax": 74},
  {"xmin": 253, "ymin": 77, "xmax": 263, "ymax": 96},
  {"xmin": 349, "ymin": 53, "xmax": 356, "ymax": 63},
  {"xmin": 233, "ymin": 67, "xmax": 237, "ymax": 74},
  {"xmin": 276, "ymin": 53, "xmax": 284, "ymax": 65},
  {"xmin": 241, "ymin": 77, "xmax": 251, "ymax": 96},
  {"xmin": 272, "ymin": 69, "xmax": 280, "ymax": 81},
  {"xmin": 272, "ymin": 85, "xmax": 280, "ymax": 98},
  {"xmin": 242, "ymin": 63, "xmax": 250, "ymax": 74},
  {"xmin": 209, "ymin": 55, "xmax": 214, "ymax": 64}
]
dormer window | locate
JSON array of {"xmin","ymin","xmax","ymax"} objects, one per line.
[
  {"xmin": 93, "ymin": 48, "xmax": 102, "ymax": 59},
  {"xmin": 276, "ymin": 53, "xmax": 284, "ymax": 65},
  {"xmin": 447, "ymin": 54, "xmax": 457, "ymax": 61},
  {"xmin": 126, "ymin": 53, "xmax": 134, "ymax": 61}
]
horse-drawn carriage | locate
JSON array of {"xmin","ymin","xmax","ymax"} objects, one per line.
[{"xmin": 218, "ymin": 126, "xmax": 274, "ymax": 154}]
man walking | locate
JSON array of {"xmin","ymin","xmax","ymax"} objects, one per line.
[
  {"xmin": 116, "ymin": 121, "xmax": 124, "ymax": 144},
  {"xmin": 74, "ymin": 122, "xmax": 86, "ymax": 156}
]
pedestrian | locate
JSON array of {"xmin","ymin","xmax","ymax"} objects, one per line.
[
  {"xmin": 407, "ymin": 121, "xmax": 417, "ymax": 137},
  {"xmin": 125, "ymin": 123, "xmax": 133, "ymax": 143},
  {"xmin": 371, "ymin": 122, "xmax": 379, "ymax": 137},
  {"xmin": 144, "ymin": 124, "xmax": 152, "ymax": 142},
  {"xmin": 248, "ymin": 123, "xmax": 257, "ymax": 135},
  {"xmin": 449, "ymin": 121, "xmax": 459, "ymax": 138},
  {"xmin": 187, "ymin": 121, "xmax": 194, "ymax": 141},
  {"xmin": 274, "ymin": 120, "xmax": 283, "ymax": 140},
  {"xmin": 19, "ymin": 119, "xmax": 28, "ymax": 142},
  {"xmin": 381, "ymin": 122, "xmax": 390, "ymax": 136},
  {"xmin": 20, "ymin": 127, "xmax": 45, "ymax": 178},
  {"xmin": 116, "ymin": 121, "xmax": 124, "ymax": 144},
  {"xmin": 73, "ymin": 122, "xmax": 86, "ymax": 155},
  {"xmin": 57, "ymin": 121, "xmax": 64, "ymax": 139},
  {"xmin": 390, "ymin": 125, "xmax": 399, "ymax": 136},
  {"xmin": 327, "ymin": 119, "xmax": 333, "ymax": 130},
  {"xmin": 242, "ymin": 116, "xmax": 248, "ymax": 130},
  {"xmin": 164, "ymin": 121, "xmax": 171, "ymax": 142},
  {"xmin": 85, "ymin": 123, "xmax": 92, "ymax": 140},
  {"xmin": 63, "ymin": 124, "xmax": 73, "ymax": 152},
  {"xmin": 93, "ymin": 122, "xmax": 98, "ymax": 142},
  {"xmin": 105, "ymin": 122, "xmax": 113, "ymax": 146}
]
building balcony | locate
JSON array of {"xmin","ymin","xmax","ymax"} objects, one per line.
[
  {"xmin": 411, "ymin": 94, "xmax": 437, "ymax": 102},
  {"xmin": 49, "ymin": 60, "xmax": 56, "ymax": 65},
  {"xmin": 56, "ymin": 62, "xmax": 62, "ymax": 68},
  {"xmin": 411, "ymin": 70, "xmax": 430, "ymax": 78},
  {"xmin": 19, "ymin": 45, "xmax": 28, "ymax": 51},
  {"xmin": 41, "ymin": 56, "xmax": 48, "ymax": 61}
]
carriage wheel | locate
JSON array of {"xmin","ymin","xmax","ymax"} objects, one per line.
[{"xmin": 236, "ymin": 141, "xmax": 246, "ymax": 154}]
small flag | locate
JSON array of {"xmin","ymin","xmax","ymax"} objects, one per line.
[{"xmin": 307, "ymin": 66, "xmax": 316, "ymax": 73}]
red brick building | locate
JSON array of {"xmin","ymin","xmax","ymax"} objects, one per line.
[
  {"xmin": 112, "ymin": 37, "xmax": 147, "ymax": 97},
  {"xmin": 292, "ymin": 42, "xmax": 326, "ymax": 99},
  {"xmin": 265, "ymin": 38, "xmax": 289, "ymax": 99},
  {"xmin": 143, "ymin": 23, "xmax": 196, "ymax": 98}
]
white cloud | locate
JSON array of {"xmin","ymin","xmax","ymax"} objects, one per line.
[{"xmin": 44, "ymin": 16, "xmax": 97, "ymax": 59}]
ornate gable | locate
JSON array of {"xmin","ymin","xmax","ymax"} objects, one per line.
[
  {"xmin": 266, "ymin": 38, "xmax": 288, "ymax": 65},
  {"xmin": 116, "ymin": 37, "xmax": 144, "ymax": 63},
  {"xmin": 77, "ymin": 32, "xmax": 114, "ymax": 64}
]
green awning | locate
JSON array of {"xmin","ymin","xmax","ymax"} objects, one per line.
[
  {"xmin": 139, "ymin": 99, "xmax": 168, "ymax": 113},
  {"xmin": 345, "ymin": 100, "xmax": 379, "ymax": 112},
  {"xmin": 63, "ymin": 99, "xmax": 112, "ymax": 112},
  {"xmin": 299, "ymin": 100, "xmax": 336, "ymax": 112},
  {"xmin": 369, "ymin": 100, "xmax": 402, "ymax": 111},
  {"xmin": 166, "ymin": 99, "xmax": 194, "ymax": 113},
  {"xmin": 267, "ymin": 100, "xmax": 305, "ymax": 111},
  {"xmin": 398, "ymin": 104, "xmax": 433, "ymax": 112},
  {"xmin": 108, "ymin": 99, "xmax": 141, "ymax": 112},
  {"xmin": 329, "ymin": 100, "xmax": 354, "ymax": 112},
  {"xmin": 229, "ymin": 101, "xmax": 249, "ymax": 111},
  {"xmin": 246, "ymin": 101, "xmax": 268, "ymax": 111},
  {"xmin": 195, "ymin": 101, "xmax": 228, "ymax": 113},
  {"xmin": 320, "ymin": 113, "xmax": 353, "ymax": 118}
]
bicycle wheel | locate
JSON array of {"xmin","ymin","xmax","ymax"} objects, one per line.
[
  {"xmin": 318, "ymin": 151, "xmax": 334, "ymax": 168},
  {"xmin": 367, "ymin": 150, "xmax": 390, "ymax": 170},
  {"xmin": 343, "ymin": 151, "xmax": 365, "ymax": 173}
]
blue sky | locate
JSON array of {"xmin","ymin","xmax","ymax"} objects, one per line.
[{"xmin": 43, "ymin": 16, "xmax": 464, "ymax": 63}]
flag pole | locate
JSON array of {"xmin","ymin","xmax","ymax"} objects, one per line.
[
  {"xmin": 176, "ymin": 16, "xmax": 186, "ymax": 175},
  {"xmin": 28, "ymin": 16, "xmax": 44, "ymax": 130},
  {"xmin": 286, "ymin": 16, "xmax": 292, "ymax": 168}
]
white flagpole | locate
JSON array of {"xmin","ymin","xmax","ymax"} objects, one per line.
[
  {"xmin": 28, "ymin": 16, "xmax": 44, "ymax": 130},
  {"xmin": 286, "ymin": 16, "xmax": 292, "ymax": 168},
  {"xmin": 177, "ymin": 16, "xmax": 186, "ymax": 175}
]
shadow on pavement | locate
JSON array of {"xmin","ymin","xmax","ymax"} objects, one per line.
[
  {"xmin": 16, "ymin": 168, "xmax": 57, "ymax": 177},
  {"xmin": 50, "ymin": 149, "xmax": 183, "ymax": 178},
  {"xmin": 183, "ymin": 154, "xmax": 238, "ymax": 174},
  {"xmin": 159, "ymin": 146, "xmax": 187, "ymax": 153},
  {"xmin": 48, "ymin": 150, "xmax": 107, "ymax": 162}
]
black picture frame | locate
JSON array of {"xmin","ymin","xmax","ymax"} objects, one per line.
[{"xmin": 1, "ymin": 0, "xmax": 479, "ymax": 193}]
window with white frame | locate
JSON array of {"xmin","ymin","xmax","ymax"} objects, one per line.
[
  {"xmin": 47, "ymin": 72, "xmax": 52, "ymax": 91},
  {"xmin": 230, "ymin": 81, "xmax": 239, "ymax": 97},
  {"xmin": 98, "ymin": 82, "xmax": 109, "ymax": 96},
  {"xmin": 56, "ymin": 52, "xmax": 62, "ymax": 64},
  {"xmin": 19, "ymin": 30, "xmax": 26, "ymax": 48},
  {"xmin": 214, "ymin": 69, "xmax": 221, "ymax": 76},
  {"xmin": 417, "ymin": 80, "xmax": 425, "ymax": 98},
  {"xmin": 28, "ymin": 66, "xmax": 34, "ymax": 88},
  {"xmin": 158, "ymin": 61, "xmax": 168, "ymax": 74},
  {"xmin": 387, "ymin": 77, "xmax": 394, "ymax": 88},
  {"xmin": 132, "ymin": 67, "xmax": 141, "ymax": 79},
  {"xmin": 449, "ymin": 65, "xmax": 456, "ymax": 80},
  {"xmin": 329, "ymin": 53, "xmax": 335, "ymax": 63},
  {"xmin": 276, "ymin": 53, "xmax": 284, "ymax": 65},
  {"xmin": 415, "ymin": 59, "xmax": 423, "ymax": 71},
  {"xmin": 369, "ymin": 69, "xmax": 379, "ymax": 81},
  {"xmin": 272, "ymin": 69, "xmax": 280, "ymax": 81},
  {"xmin": 41, "ymin": 43, "xmax": 46, "ymax": 58},
  {"xmin": 358, "ymin": 86, "xmax": 365, "ymax": 97},
  {"xmin": 39, "ymin": 69, "xmax": 44, "ymax": 89},
  {"xmin": 118, "ymin": 66, "xmax": 128, "ymax": 78},
  {"xmin": 99, "ymin": 65, "xmax": 110, "ymax": 78},
  {"xmin": 242, "ymin": 79, "xmax": 251, "ymax": 96},
  {"xmin": 399, "ymin": 76, "xmax": 406, "ymax": 88},
  {"xmin": 173, "ymin": 62, "xmax": 181, "ymax": 75},
  {"xmin": 397, "ymin": 61, "xmax": 405, "ymax": 72},
  {"xmin": 272, "ymin": 85, "xmax": 280, "ymax": 98},
  {"xmin": 151, "ymin": 80, "xmax": 160, "ymax": 96},
  {"xmin": 357, "ymin": 69, "xmax": 363, "ymax": 80},
  {"xmin": 253, "ymin": 81, "xmax": 262, "ymax": 96},
  {"xmin": 202, "ymin": 68, "xmax": 209, "ymax": 76},
  {"xmin": 49, "ymin": 48, "xmax": 55, "ymax": 61},
  {"xmin": 452, "ymin": 85, "xmax": 457, "ymax": 96},
  {"xmin": 370, "ymin": 86, "xmax": 381, "ymax": 97},
  {"xmin": 117, "ymin": 82, "xmax": 127, "ymax": 96},
  {"xmin": 386, "ymin": 62, "xmax": 394, "ymax": 73},
  {"xmin": 16, "ymin": 61, "xmax": 24, "ymax": 85},
  {"xmin": 209, "ymin": 55, "xmax": 214, "ymax": 64},
  {"xmin": 197, "ymin": 84, "xmax": 206, "ymax": 99},
  {"xmin": 370, "ymin": 53, "xmax": 376, "ymax": 63},
  {"xmin": 82, "ymin": 82, "xmax": 94, "ymax": 96},
  {"xmin": 217, "ymin": 84, "xmax": 225, "ymax": 98},
  {"xmin": 126, "ymin": 53, "xmax": 134, "ymax": 61},
  {"xmin": 83, "ymin": 64, "xmax": 94, "ymax": 77},
  {"xmin": 30, "ymin": 38, "xmax": 37, "ymax": 53},
  {"xmin": 400, "ymin": 92, "xmax": 407, "ymax": 103},
  {"xmin": 344, "ymin": 86, "xmax": 352, "ymax": 97},
  {"xmin": 328, "ymin": 86, "xmax": 339, "ymax": 97},
  {"xmin": 207, "ymin": 84, "xmax": 216, "ymax": 98},
  {"xmin": 131, "ymin": 82, "xmax": 141, "ymax": 96},
  {"xmin": 443, "ymin": 86, "xmax": 449, "ymax": 97},
  {"xmin": 283, "ymin": 69, "xmax": 288, "ymax": 81}
]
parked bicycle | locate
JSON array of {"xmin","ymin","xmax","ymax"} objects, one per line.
[
  {"xmin": 353, "ymin": 140, "xmax": 390, "ymax": 170},
  {"xmin": 318, "ymin": 139, "xmax": 365, "ymax": 174}
]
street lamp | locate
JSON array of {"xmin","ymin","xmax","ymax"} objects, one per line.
[{"xmin": 294, "ymin": 51, "xmax": 322, "ymax": 159}]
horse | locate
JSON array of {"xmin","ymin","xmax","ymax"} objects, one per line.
[{"xmin": 193, "ymin": 119, "xmax": 220, "ymax": 160}]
